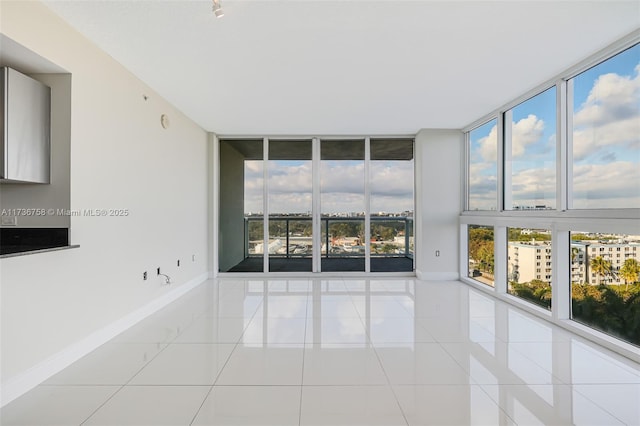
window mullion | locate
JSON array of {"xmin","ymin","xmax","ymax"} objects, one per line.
[
  {"xmin": 499, "ymin": 112, "xmax": 509, "ymax": 212},
  {"xmin": 263, "ymin": 137, "xmax": 269, "ymax": 273},
  {"xmin": 364, "ymin": 137, "xmax": 371, "ymax": 273}
]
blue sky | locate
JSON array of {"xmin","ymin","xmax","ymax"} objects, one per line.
[{"xmin": 469, "ymin": 43, "xmax": 639, "ymax": 210}]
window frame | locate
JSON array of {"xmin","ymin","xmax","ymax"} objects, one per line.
[{"xmin": 460, "ymin": 30, "xmax": 640, "ymax": 362}]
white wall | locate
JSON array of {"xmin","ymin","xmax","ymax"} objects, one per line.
[
  {"xmin": 0, "ymin": 0, "xmax": 209, "ymax": 403},
  {"xmin": 415, "ymin": 129, "xmax": 463, "ymax": 280}
]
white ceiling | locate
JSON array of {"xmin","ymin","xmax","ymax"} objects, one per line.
[{"xmin": 43, "ymin": 0, "xmax": 639, "ymax": 135}]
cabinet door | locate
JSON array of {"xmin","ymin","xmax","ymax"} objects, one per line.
[{"xmin": 2, "ymin": 67, "xmax": 51, "ymax": 183}]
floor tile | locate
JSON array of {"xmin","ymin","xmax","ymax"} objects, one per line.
[
  {"xmin": 303, "ymin": 344, "xmax": 388, "ymax": 385},
  {"xmin": 111, "ymin": 315, "xmax": 188, "ymax": 344},
  {"xmin": 128, "ymin": 343, "xmax": 235, "ymax": 385},
  {"xmin": 502, "ymin": 309, "xmax": 573, "ymax": 342},
  {"xmin": 441, "ymin": 342, "xmax": 563, "ymax": 385},
  {"xmin": 241, "ymin": 317, "xmax": 307, "ymax": 344},
  {"xmin": 0, "ymin": 386, "xmax": 119, "ymax": 426},
  {"xmin": 565, "ymin": 340, "xmax": 640, "ymax": 384},
  {"xmin": 419, "ymin": 316, "xmax": 498, "ymax": 343},
  {"xmin": 300, "ymin": 385, "xmax": 407, "ymax": 426},
  {"xmin": 203, "ymin": 296, "xmax": 262, "ymax": 320},
  {"xmin": 368, "ymin": 317, "xmax": 435, "ymax": 344},
  {"xmin": 44, "ymin": 343, "xmax": 165, "ymax": 385},
  {"xmin": 480, "ymin": 384, "xmax": 625, "ymax": 426},
  {"xmin": 305, "ymin": 316, "xmax": 369, "ymax": 344},
  {"xmin": 258, "ymin": 295, "xmax": 308, "ymax": 318},
  {"xmin": 308, "ymin": 296, "xmax": 361, "ymax": 318},
  {"xmin": 375, "ymin": 343, "xmax": 471, "ymax": 385},
  {"xmin": 574, "ymin": 383, "xmax": 640, "ymax": 425},
  {"xmin": 83, "ymin": 385, "xmax": 210, "ymax": 425},
  {"xmin": 393, "ymin": 384, "xmax": 515, "ymax": 426},
  {"xmin": 215, "ymin": 344, "xmax": 304, "ymax": 385},
  {"xmin": 352, "ymin": 296, "xmax": 413, "ymax": 318},
  {"xmin": 191, "ymin": 386, "xmax": 301, "ymax": 425},
  {"xmin": 173, "ymin": 317, "xmax": 247, "ymax": 343}
]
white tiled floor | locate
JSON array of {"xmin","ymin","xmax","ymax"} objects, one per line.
[{"xmin": 2, "ymin": 278, "xmax": 639, "ymax": 425}]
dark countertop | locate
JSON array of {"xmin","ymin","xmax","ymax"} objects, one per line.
[
  {"xmin": 0, "ymin": 227, "xmax": 71, "ymax": 256},
  {"xmin": 0, "ymin": 244, "xmax": 80, "ymax": 259}
]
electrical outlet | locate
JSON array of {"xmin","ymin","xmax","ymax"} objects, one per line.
[
  {"xmin": 143, "ymin": 271, "xmax": 148, "ymax": 280},
  {"xmin": 192, "ymin": 254, "xmax": 196, "ymax": 262},
  {"xmin": 435, "ymin": 250, "xmax": 440, "ymax": 257},
  {"xmin": 157, "ymin": 267, "xmax": 161, "ymax": 275},
  {"xmin": 177, "ymin": 259, "xmax": 180, "ymax": 267},
  {"xmin": 1, "ymin": 216, "xmax": 17, "ymax": 226}
]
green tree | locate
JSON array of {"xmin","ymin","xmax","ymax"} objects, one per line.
[
  {"xmin": 510, "ymin": 279, "xmax": 552, "ymax": 310},
  {"xmin": 372, "ymin": 225, "xmax": 395, "ymax": 241},
  {"xmin": 380, "ymin": 243, "xmax": 396, "ymax": 254},
  {"xmin": 468, "ymin": 226, "xmax": 493, "ymax": 263},
  {"xmin": 477, "ymin": 242, "xmax": 494, "ymax": 274},
  {"xmin": 590, "ymin": 256, "xmax": 612, "ymax": 285},
  {"xmin": 572, "ymin": 283, "xmax": 640, "ymax": 345},
  {"xmin": 620, "ymin": 258, "xmax": 640, "ymax": 290},
  {"xmin": 508, "ymin": 228, "xmax": 551, "ymax": 242}
]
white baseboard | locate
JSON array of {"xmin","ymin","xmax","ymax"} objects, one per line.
[
  {"xmin": 0, "ymin": 272, "xmax": 209, "ymax": 407},
  {"xmin": 415, "ymin": 270, "xmax": 459, "ymax": 281}
]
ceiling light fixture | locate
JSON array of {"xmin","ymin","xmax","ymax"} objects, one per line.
[{"xmin": 212, "ymin": 0, "xmax": 224, "ymax": 18}]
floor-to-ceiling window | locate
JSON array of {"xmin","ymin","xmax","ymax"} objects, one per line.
[
  {"xmin": 468, "ymin": 120, "xmax": 498, "ymax": 211},
  {"xmin": 320, "ymin": 139, "xmax": 365, "ymax": 272},
  {"xmin": 468, "ymin": 225, "xmax": 494, "ymax": 287},
  {"xmin": 505, "ymin": 87, "xmax": 556, "ymax": 211},
  {"xmin": 268, "ymin": 140, "xmax": 313, "ymax": 272},
  {"xmin": 219, "ymin": 137, "xmax": 415, "ymax": 274},
  {"xmin": 461, "ymin": 38, "xmax": 639, "ymax": 352},
  {"xmin": 507, "ymin": 227, "xmax": 553, "ymax": 311},
  {"xmin": 370, "ymin": 139, "xmax": 414, "ymax": 272}
]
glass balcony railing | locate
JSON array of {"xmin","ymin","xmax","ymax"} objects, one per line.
[{"xmin": 245, "ymin": 216, "xmax": 414, "ymax": 259}]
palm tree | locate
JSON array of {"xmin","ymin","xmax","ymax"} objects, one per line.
[
  {"xmin": 619, "ymin": 258, "xmax": 640, "ymax": 290},
  {"xmin": 590, "ymin": 256, "xmax": 612, "ymax": 285}
]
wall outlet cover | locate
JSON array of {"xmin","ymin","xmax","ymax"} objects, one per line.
[{"xmin": 1, "ymin": 216, "xmax": 18, "ymax": 226}]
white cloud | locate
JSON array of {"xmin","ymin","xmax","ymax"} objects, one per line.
[
  {"xmin": 477, "ymin": 124, "xmax": 498, "ymax": 162},
  {"xmin": 510, "ymin": 165, "xmax": 556, "ymax": 208},
  {"xmin": 572, "ymin": 160, "xmax": 640, "ymax": 209},
  {"xmin": 245, "ymin": 161, "xmax": 263, "ymax": 174},
  {"xmin": 573, "ymin": 115, "xmax": 640, "ymax": 161},
  {"xmin": 468, "ymin": 160, "xmax": 497, "ymax": 210},
  {"xmin": 243, "ymin": 159, "xmax": 415, "ymax": 214},
  {"xmin": 269, "ymin": 163, "xmax": 312, "ymax": 194},
  {"xmin": 575, "ymin": 64, "xmax": 640, "ymax": 126},
  {"xmin": 573, "ymin": 63, "xmax": 640, "ymax": 162},
  {"xmin": 369, "ymin": 161, "xmax": 414, "ymax": 197},
  {"xmin": 511, "ymin": 114, "xmax": 545, "ymax": 158},
  {"xmin": 475, "ymin": 114, "xmax": 545, "ymax": 162},
  {"xmin": 320, "ymin": 162, "xmax": 365, "ymax": 194}
]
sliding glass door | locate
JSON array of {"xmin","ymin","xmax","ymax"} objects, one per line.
[
  {"xmin": 268, "ymin": 140, "xmax": 313, "ymax": 272},
  {"xmin": 370, "ymin": 139, "xmax": 414, "ymax": 272},
  {"xmin": 321, "ymin": 140, "xmax": 366, "ymax": 272}
]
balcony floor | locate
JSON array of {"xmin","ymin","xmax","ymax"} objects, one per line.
[{"xmin": 226, "ymin": 256, "xmax": 414, "ymax": 273}]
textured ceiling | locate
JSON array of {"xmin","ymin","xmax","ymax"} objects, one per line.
[{"xmin": 43, "ymin": 0, "xmax": 640, "ymax": 134}]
